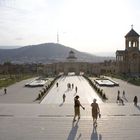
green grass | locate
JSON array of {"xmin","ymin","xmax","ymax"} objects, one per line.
[
  {"xmin": 127, "ymin": 78, "xmax": 140, "ymax": 86},
  {"xmin": 0, "ymin": 74, "xmax": 36, "ymax": 88},
  {"xmin": 106, "ymin": 74, "xmax": 140, "ymax": 86}
]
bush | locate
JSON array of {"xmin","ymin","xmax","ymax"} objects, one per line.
[{"xmin": 83, "ymin": 75, "xmax": 108, "ymax": 101}]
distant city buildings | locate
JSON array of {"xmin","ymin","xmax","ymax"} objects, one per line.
[
  {"xmin": 44, "ymin": 49, "xmax": 116, "ymax": 76},
  {"xmin": 0, "ymin": 27, "xmax": 140, "ymax": 76}
]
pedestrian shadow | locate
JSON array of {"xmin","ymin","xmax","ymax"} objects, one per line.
[
  {"xmin": 90, "ymin": 126, "xmax": 102, "ymax": 140},
  {"xmin": 135, "ymin": 105, "xmax": 140, "ymax": 111},
  {"xmin": 59, "ymin": 102, "xmax": 64, "ymax": 107},
  {"xmin": 67, "ymin": 121, "xmax": 79, "ymax": 140},
  {"xmin": 122, "ymin": 97, "xmax": 128, "ymax": 102}
]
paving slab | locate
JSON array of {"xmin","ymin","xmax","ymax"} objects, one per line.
[
  {"xmin": 0, "ymin": 75, "xmax": 140, "ymax": 139},
  {"xmin": 41, "ymin": 75, "xmax": 102, "ymax": 104},
  {"xmin": 0, "ymin": 103, "xmax": 140, "ymax": 140}
]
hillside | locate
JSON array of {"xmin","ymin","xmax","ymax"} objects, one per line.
[{"xmin": 0, "ymin": 43, "xmax": 115, "ymax": 64}]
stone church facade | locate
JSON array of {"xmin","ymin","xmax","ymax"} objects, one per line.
[{"xmin": 116, "ymin": 27, "xmax": 140, "ymax": 75}]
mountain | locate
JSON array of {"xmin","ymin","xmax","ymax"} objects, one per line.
[{"xmin": 0, "ymin": 43, "xmax": 115, "ymax": 64}]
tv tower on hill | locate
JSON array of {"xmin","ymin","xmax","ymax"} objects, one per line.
[{"xmin": 57, "ymin": 31, "xmax": 59, "ymax": 44}]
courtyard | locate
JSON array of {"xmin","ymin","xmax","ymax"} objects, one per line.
[
  {"xmin": 0, "ymin": 75, "xmax": 140, "ymax": 140},
  {"xmin": 0, "ymin": 75, "xmax": 140, "ymax": 104}
]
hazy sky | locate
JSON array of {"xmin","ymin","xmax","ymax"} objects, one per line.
[{"xmin": 0, "ymin": 0, "xmax": 140, "ymax": 54}]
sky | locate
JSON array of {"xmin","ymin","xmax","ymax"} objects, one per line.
[{"xmin": 0, "ymin": 0, "xmax": 140, "ymax": 55}]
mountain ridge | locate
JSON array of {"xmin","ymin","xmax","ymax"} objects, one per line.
[{"xmin": 0, "ymin": 43, "xmax": 115, "ymax": 64}]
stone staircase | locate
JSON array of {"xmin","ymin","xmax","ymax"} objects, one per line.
[{"xmin": 0, "ymin": 103, "xmax": 140, "ymax": 140}]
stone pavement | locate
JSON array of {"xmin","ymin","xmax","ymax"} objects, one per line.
[
  {"xmin": 41, "ymin": 75, "xmax": 102, "ymax": 104},
  {"xmin": 90, "ymin": 77, "xmax": 140, "ymax": 103},
  {"xmin": 0, "ymin": 77, "xmax": 53, "ymax": 103},
  {"xmin": 0, "ymin": 75, "xmax": 140, "ymax": 140},
  {"xmin": 0, "ymin": 78, "xmax": 42, "ymax": 103},
  {"xmin": 0, "ymin": 103, "xmax": 140, "ymax": 140}
]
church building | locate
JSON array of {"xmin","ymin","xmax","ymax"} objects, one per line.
[
  {"xmin": 116, "ymin": 27, "xmax": 140, "ymax": 75},
  {"xmin": 44, "ymin": 26, "xmax": 140, "ymax": 76}
]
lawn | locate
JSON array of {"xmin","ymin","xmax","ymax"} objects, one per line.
[
  {"xmin": 0, "ymin": 74, "xmax": 35, "ymax": 88},
  {"xmin": 107, "ymin": 74, "xmax": 140, "ymax": 86}
]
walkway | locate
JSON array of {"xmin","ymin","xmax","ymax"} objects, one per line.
[{"xmin": 41, "ymin": 75, "xmax": 102, "ymax": 104}]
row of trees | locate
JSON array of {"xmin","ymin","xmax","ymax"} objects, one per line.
[
  {"xmin": 83, "ymin": 75, "xmax": 108, "ymax": 101},
  {"xmin": 35, "ymin": 75, "xmax": 61, "ymax": 102}
]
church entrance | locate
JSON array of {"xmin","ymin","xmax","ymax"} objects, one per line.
[
  {"xmin": 67, "ymin": 67, "xmax": 79, "ymax": 75},
  {"xmin": 68, "ymin": 67, "xmax": 75, "ymax": 72}
]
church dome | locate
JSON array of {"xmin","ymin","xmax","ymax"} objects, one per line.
[{"xmin": 67, "ymin": 50, "xmax": 77, "ymax": 60}]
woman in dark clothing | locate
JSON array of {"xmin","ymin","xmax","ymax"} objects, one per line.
[
  {"xmin": 73, "ymin": 95, "xmax": 85, "ymax": 122},
  {"xmin": 133, "ymin": 96, "xmax": 138, "ymax": 106},
  {"xmin": 91, "ymin": 99, "xmax": 100, "ymax": 127}
]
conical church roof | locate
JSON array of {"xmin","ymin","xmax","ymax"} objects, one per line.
[
  {"xmin": 67, "ymin": 50, "xmax": 77, "ymax": 60},
  {"xmin": 125, "ymin": 28, "xmax": 139, "ymax": 38}
]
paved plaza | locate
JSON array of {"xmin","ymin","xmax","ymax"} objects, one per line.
[
  {"xmin": 91, "ymin": 77, "xmax": 140, "ymax": 103},
  {"xmin": 41, "ymin": 75, "xmax": 102, "ymax": 104},
  {"xmin": 0, "ymin": 77, "xmax": 42, "ymax": 103},
  {"xmin": 0, "ymin": 75, "xmax": 140, "ymax": 140}
]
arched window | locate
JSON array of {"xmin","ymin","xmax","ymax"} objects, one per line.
[
  {"xmin": 129, "ymin": 41, "xmax": 131, "ymax": 47},
  {"xmin": 133, "ymin": 42, "xmax": 136, "ymax": 47}
]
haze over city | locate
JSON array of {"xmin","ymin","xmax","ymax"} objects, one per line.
[{"xmin": 0, "ymin": 0, "xmax": 140, "ymax": 55}]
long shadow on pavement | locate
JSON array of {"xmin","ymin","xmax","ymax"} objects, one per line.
[
  {"xmin": 122, "ymin": 97, "xmax": 128, "ymax": 102},
  {"xmin": 67, "ymin": 121, "xmax": 79, "ymax": 140},
  {"xmin": 90, "ymin": 126, "xmax": 102, "ymax": 140},
  {"xmin": 59, "ymin": 102, "xmax": 64, "ymax": 107},
  {"xmin": 135, "ymin": 105, "xmax": 140, "ymax": 111}
]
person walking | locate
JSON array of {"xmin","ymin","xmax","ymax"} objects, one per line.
[
  {"xmin": 63, "ymin": 93, "xmax": 66, "ymax": 102},
  {"xmin": 116, "ymin": 91, "xmax": 124, "ymax": 105},
  {"xmin": 4, "ymin": 88, "xmax": 7, "ymax": 94},
  {"xmin": 67, "ymin": 83, "xmax": 70, "ymax": 90},
  {"xmin": 75, "ymin": 86, "xmax": 78, "ymax": 93},
  {"xmin": 133, "ymin": 96, "xmax": 138, "ymax": 106},
  {"xmin": 122, "ymin": 90, "xmax": 125, "ymax": 98},
  {"xmin": 116, "ymin": 90, "xmax": 120, "ymax": 104},
  {"xmin": 73, "ymin": 95, "xmax": 85, "ymax": 122},
  {"xmin": 72, "ymin": 83, "xmax": 74, "ymax": 89},
  {"xmin": 56, "ymin": 82, "xmax": 58, "ymax": 87},
  {"xmin": 91, "ymin": 99, "xmax": 100, "ymax": 127}
]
